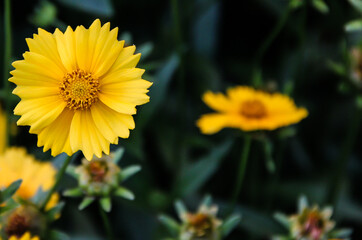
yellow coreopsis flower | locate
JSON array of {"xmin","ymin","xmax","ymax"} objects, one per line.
[
  {"xmin": 1, "ymin": 232, "xmax": 39, "ymax": 240},
  {"xmin": 0, "ymin": 107, "xmax": 6, "ymax": 154},
  {"xmin": 197, "ymin": 86, "xmax": 308, "ymax": 134},
  {"xmin": 0, "ymin": 148, "xmax": 57, "ymax": 206},
  {"xmin": 10, "ymin": 19, "xmax": 152, "ymax": 160}
]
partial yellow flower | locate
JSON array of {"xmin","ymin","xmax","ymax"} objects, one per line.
[
  {"xmin": 5, "ymin": 232, "xmax": 39, "ymax": 240},
  {"xmin": 0, "ymin": 148, "xmax": 56, "ymax": 203},
  {"xmin": 0, "ymin": 106, "xmax": 7, "ymax": 154},
  {"xmin": 10, "ymin": 19, "xmax": 152, "ymax": 160},
  {"xmin": 197, "ymin": 86, "xmax": 308, "ymax": 134}
]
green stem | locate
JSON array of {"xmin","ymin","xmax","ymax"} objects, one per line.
[
  {"xmin": 252, "ymin": 6, "xmax": 291, "ymax": 87},
  {"xmin": 228, "ymin": 135, "xmax": 252, "ymax": 213},
  {"xmin": 40, "ymin": 155, "xmax": 73, "ymax": 211},
  {"xmin": 3, "ymin": 0, "xmax": 12, "ymax": 146},
  {"xmin": 99, "ymin": 202, "xmax": 114, "ymax": 240},
  {"xmin": 327, "ymin": 100, "xmax": 361, "ymax": 206}
]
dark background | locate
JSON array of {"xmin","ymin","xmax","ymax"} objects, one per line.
[{"xmin": 1, "ymin": 0, "xmax": 362, "ymax": 239}]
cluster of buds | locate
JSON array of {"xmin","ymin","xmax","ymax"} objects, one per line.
[
  {"xmin": 0, "ymin": 180, "xmax": 63, "ymax": 240},
  {"xmin": 159, "ymin": 196, "xmax": 241, "ymax": 240},
  {"xmin": 273, "ymin": 196, "xmax": 352, "ymax": 240},
  {"xmin": 64, "ymin": 148, "xmax": 140, "ymax": 212}
]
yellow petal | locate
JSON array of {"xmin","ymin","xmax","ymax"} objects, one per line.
[
  {"xmin": 100, "ymin": 68, "xmax": 145, "ymax": 85},
  {"xmin": 100, "ymin": 79, "xmax": 152, "ymax": 105},
  {"xmin": 98, "ymin": 93, "xmax": 137, "ymax": 115},
  {"xmin": 196, "ymin": 113, "xmax": 238, "ymax": 134},
  {"xmin": 37, "ymin": 108, "xmax": 74, "ymax": 156},
  {"xmin": 12, "ymin": 86, "xmax": 59, "ymax": 99},
  {"xmin": 91, "ymin": 101, "xmax": 134, "ymax": 142},
  {"xmin": 54, "ymin": 26, "xmax": 77, "ymax": 72},
  {"xmin": 10, "ymin": 69, "xmax": 59, "ymax": 87},
  {"xmin": 15, "ymin": 97, "xmax": 66, "ymax": 133},
  {"xmin": 70, "ymin": 110, "xmax": 109, "ymax": 160},
  {"xmin": 75, "ymin": 25, "xmax": 89, "ymax": 71},
  {"xmin": 26, "ymin": 28, "xmax": 67, "ymax": 72},
  {"xmin": 107, "ymin": 45, "xmax": 139, "ymax": 73}
]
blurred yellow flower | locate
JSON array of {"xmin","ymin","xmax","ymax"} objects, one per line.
[
  {"xmin": 10, "ymin": 19, "xmax": 152, "ymax": 160},
  {"xmin": 3, "ymin": 232, "xmax": 39, "ymax": 240},
  {"xmin": 197, "ymin": 86, "xmax": 308, "ymax": 134},
  {"xmin": 0, "ymin": 106, "xmax": 6, "ymax": 154},
  {"xmin": 0, "ymin": 148, "xmax": 57, "ymax": 206}
]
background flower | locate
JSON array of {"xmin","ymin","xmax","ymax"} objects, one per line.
[{"xmin": 197, "ymin": 86, "xmax": 308, "ymax": 134}]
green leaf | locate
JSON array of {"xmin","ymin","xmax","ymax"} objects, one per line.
[
  {"xmin": 114, "ymin": 187, "xmax": 135, "ymax": 200},
  {"xmin": 48, "ymin": 230, "xmax": 70, "ymax": 240},
  {"xmin": 273, "ymin": 212, "xmax": 290, "ymax": 229},
  {"xmin": 158, "ymin": 214, "xmax": 180, "ymax": 237},
  {"xmin": 175, "ymin": 140, "xmax": 233, "ymax": 196},
  {"xmin": 174, "ymin": 200, "xmax": 187, "ymax": 219},
  {"xmin": 220, "ymin": 215, "xmax": 241, "ymax": 237},
  {"xmin": 136, "ymin": 54, "xmax": 180, "ymax": 128},
  {"xmin": 137, "ymin": 42, "xmax": 154, "ymax": 60},
  {"xmin": 119, "ymin": 165, "xmax": 141, "ymax": 182},
  {"xmin": 100, "ymin": 197, "xmax": 112, "ymax": 212},
  {"xmin": 298, "ymin": 195, "xmax": 308, "ymax": 212},
  {"xmin": 348, "ymin": 0, "xmax": 362, "ymax": 13},
  {"xmin": 192, "ymin": 1, "xmax": 220, "ymax": 58},
  {"xmin": 0, "ymin": 179, "xmax": 22, "ymax": 203},
  {"xmin": 57, "ymin": 0, "xmax": 114, "ymax": 16},
  {"xmin": 46, "ymin": 202, "xmax": 65, "ymax": 221},
  {"xmin": 263, "ymin": 139, "xmax": 276, "ymax": 174},
  {"xmin": 200, "ymin": 195, "xmax": 212, "ymax": 207},
  {"xmin": 112, "ymin": 147, "xmax": 125, "ymax": 164},
  {"xmin": 345, "ymin": 19, "xmax": 362, "ymax": 32},
  {"xmin": 329, "ymin": 228, "xmax": 353, "ymax": 238},
  {"xmin": 63, "ymin": 187, "xmax": 83, "ymax": 198},
  {"xmin": 29, "ymin": 0, "xmax": 57, "ymax": 27},
  {"xmin": 78, "ymin": 197, "xmax": 95, "ymax": 211},
  {"xmin": 65, "ymin": 164, "xmax": 79, "ymax": 179},
  {"xmin": 326, "ymin": 60, "xmax": 346, "ymax": 76},
  {"xmin": 289, "ymin": 0, "xmax": 304, "ymax": 9},
  {"xmin": 0, "ymin": 198, "xmax": 19, "ymax": 215},
  {"xmin": 312, "ymin": 0, "xmax": 329, "ymax": 14}
]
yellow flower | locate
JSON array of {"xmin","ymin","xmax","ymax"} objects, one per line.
[
  {"xmin": 196, "ymin": 86, "xmax": 308, "ymax": 134},
  {"xmin": 10, "ymin": 19, "xmax": 152, "ymax": 160},
  {"xmin": 0, "ymin": 107, "xmax": 6, "ymax": 154},
  {"xmin": 0, "ymin": 147, "xmax": 57, "ymax": 204},
  {"xmin": 2, "ymin": 232, "xmax": 40, "ymax": 240}
]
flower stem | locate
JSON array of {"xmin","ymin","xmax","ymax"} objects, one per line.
[
  {"xmin": 99, "ymin": 202, "xmax": 114, "ymax": 240},
  {"xmin": 252, "ymin": 5, "xmax": 291, "ymax": 87},
  {"xmin": 327, "ymin": 100, "xmax": 362, "ymax": 206},
  {"xmin": 40, "ymin": 155, "xmax": 73, "ymax": 211},
  {"xmin": 228, "ymin": 135, "xmax": 252, "ymax": 214},
  {"xmin": 3, "ymin": 0, "xmax": 12, "ymax": 146}
]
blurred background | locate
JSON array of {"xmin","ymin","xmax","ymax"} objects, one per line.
[{"xmin": 1, "ymin": 0, "xmax": 362, "ymax": 239}]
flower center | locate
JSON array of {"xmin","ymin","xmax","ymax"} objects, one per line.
[
  {"xmin": 186, "ymin": 213, "xmax": 213, "ymax": 237},
  {"xmin": 60, "ymin": 70, "xmax": 100, "ymax": 111},
  {"xmin": 240, "ymin": 100, "xmax": 267, "ymax": 119},
  {"xmin": 88, "ymin": 161, "xmax": 108, "ymax": 182},
  {"xmin": 5, "ymin": 213, "xmax": 29, "ymax": 238}
]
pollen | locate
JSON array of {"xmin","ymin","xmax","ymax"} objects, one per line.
[
  {"xmin": 60, "ymin": 70, "xmax": 100, "ymax": 111},
  {"xmin": 240, "ymin": 100, "xmax": 267, "ymax": 119}
]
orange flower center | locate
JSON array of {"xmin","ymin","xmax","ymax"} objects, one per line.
[
  {"xmin": 88, "ymin": 161, "xmax": 108, "ymax": 182},
  {"xmin": 60, "ymin": 69, "xmax": 100, "ymax": 111},
  {"xmin": 5, "ymin": 213, "xmax": 29, "ymax": 238},
  {"xmin": 240, "ymin": 100, "xmax": 267, "ymax": 119},
  {"xmin": 186, "ymin": 213, "xmax": 212, "ymax": 237}
]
